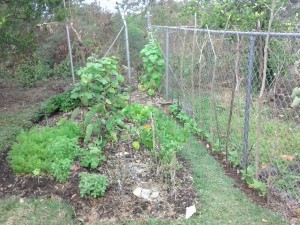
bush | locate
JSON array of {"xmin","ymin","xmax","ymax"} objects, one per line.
[
  {"xmin": 16, "ymin": 56, "xmax": 52, "ymax": 87},
  {"xmin": 40, "ymin": 89, "xmax": 81, "ymax": 117}
]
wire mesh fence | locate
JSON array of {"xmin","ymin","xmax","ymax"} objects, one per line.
[{"xmin": 154, "ymin": 25, "xmax": 300, "ymax": 205}]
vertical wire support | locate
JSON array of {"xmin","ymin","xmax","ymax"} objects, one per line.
[
  {"xmin": 118, "ymin": 6, "xmax": 131, "ymax": 84},
  {"xmin": 146, "ymin": 10, "xmax": 152, "ymax": 32},
  {"xmin": 165, "ymin": 28, "xmax": 170, "ymax": 99},
  {"xmin": 63, "ymin": 0, "xmax": 75, "ymax": 84},
  {"xmin": 242, "ymin": 35, "xmax": 256, "ymax": 168}
]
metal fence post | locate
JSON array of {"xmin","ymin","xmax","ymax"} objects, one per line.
[
  {"xmin": 242, "ymin": 35, "xmax": 256, "ymax": 168},
  {"xmin": 165, "ymin": 28, "xmax": 170, "ymax": 99},
  {"xmin": 118, "ymin": 6, "xmax": 131, "ymax": 84},
  {"xmin": 146, "ymin": 10, "xmax": 152, "ymax": 32},
  {"xmin": 63, "ymin": 0, "xmax": 75, "ymax": 84}
]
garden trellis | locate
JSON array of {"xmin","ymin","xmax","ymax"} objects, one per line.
[{"xmin": 153, "ymin": 25, "xmax": 300, "ymax": 203}]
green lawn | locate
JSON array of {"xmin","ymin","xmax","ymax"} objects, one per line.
[
  {"xmin": 0, "ymin": 197, "xmax": 77, "ymax": 225},
  {"xmin": 176, "ymin": 138, "xmax": 288, "ymax": 225}
]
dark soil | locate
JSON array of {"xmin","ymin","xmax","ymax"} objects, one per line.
[{"xmin": 0, "ymin": 145, "xmax": 199, "ymax": 223}]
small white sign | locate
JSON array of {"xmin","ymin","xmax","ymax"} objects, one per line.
[{"xmin": 186, "ymin": 205, "xmax": 196, "ymax": 219}]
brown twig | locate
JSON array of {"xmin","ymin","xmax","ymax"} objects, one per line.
[
  {"xmin": 225, "ymin": 35, "xmax": 241, "ymax": 166},
  {"xmin": 255, "ymin": 0, "xmax": 277, "ymax": 180}
]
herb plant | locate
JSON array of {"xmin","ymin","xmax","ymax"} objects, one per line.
[
  {"xmin": 79, "ymin": 173, "xmax": 109, "ymax": 198},
  {"xmin": 51, "ymin": 158, "xmax": 73, "ymax": 182},
  {"xmin": 80, "ymin": 145, "xmax": 106, "ymax": 169},
  {"xmin": 9, "ymin": 120, "xmax": 81, "ymax": 182}
]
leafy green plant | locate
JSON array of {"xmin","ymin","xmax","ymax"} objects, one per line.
[
  {"xmin": 132, "ymin": 141, "xmax": 140, "ymax": 151},
  {"xmin": 8, "ymin": 120, "xmax": 81, "ymax": 181},
  {"xmin": 169, "ymin": 104, "xmax": 205, "ymax": 137},
  {"xmin": 251, "ymin": 179, "xmax": 267, "ymax": 197},
  {"xmin": 155, "ymin": 110, "xmax": 189, "ymax": 165},
  {"xmin": 241, "ymin": 167, "xmax": 255, "ymax": 184},
  {"xmin": 79, "ymin": 173, "xmax": 109, "ymax": 198},
  {"xmin": 121, "ymin": 104, "xmax": 152, "ymax": 125},
  {"xmin": 80, "ymin": 145, "xmax": 106, "ymax": 169},
  {"xmin": 71, "ymin": 56, "xmax": 128, "ymax": 108},
  {"xmin": 139, "ymin": 34, "xmax": 165, "ymax": 96},
  {"xmin": 32, "ymin": 168, "xmax": 41, "ymax": 176},
  {"xmin": 40, "ymin": 89, "xmax": 80, "ymax": 117},
  {"xmin": 51, "ymin": 158, "xmax": 73, "ymax": 182},
  {"xmin": 228, "ymin": 150, "xmax": 241, "ymax": 167},
  {"xmin": 241, "ymin": 166, "xmax": 267, "ymax": 196},
  {"xmin": 122, "ymin": 104, "xmax": 188, "ymax": 168},
  {"xmin": 71, "ymin": 56, "xmax": 129, "ymax": 145}
]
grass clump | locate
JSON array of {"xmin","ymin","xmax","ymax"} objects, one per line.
[
  {"xmin": 0, "ymin": 197, "xmax": 78, "ymax": 225},
  {"xmin": 8, "ymin": 119, "xmax": 82, "ymax": 181},
  {"xmin": 0, "ymin": 109, "xmax": 36, "ymax": 151}
]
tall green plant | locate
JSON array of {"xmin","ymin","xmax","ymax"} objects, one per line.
[
  {"xmin": 71, "ymin": 56, "xmax": 127, "ymax": 107},
  {"xmin": 71, "ymin": 56, "xmax": 129, "ymax": 144},
  {"xmin": 139, "ymin": 35, "xmax": 165, "ymax": 96}
]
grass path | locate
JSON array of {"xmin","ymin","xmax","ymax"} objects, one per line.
[{"xmin": 176, "ymin": 138, "xmax": 287, "ymax": 225}]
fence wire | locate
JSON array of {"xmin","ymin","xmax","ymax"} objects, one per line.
[{"xmin": 155, "ymin": 26, "xmax": 300, "ymax": 205}]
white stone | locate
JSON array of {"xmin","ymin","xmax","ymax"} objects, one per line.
[
  {"xmin": 140, "ymin": 189, "xmax": 151, "ymax": 199},
  {"xmin": 116, "ymin": 152, "xmax": 129, "ymax": 157},
  {"xmin": 150, "ymin": 191, "xmax": 160, "ymax": 199},
  {"xmin": 133, "ymin": 187, "xmax": 142, "ymax": 197},
  {"xmin": 185, "ymin": 205, "xmax": 196, "ymax": 219}
]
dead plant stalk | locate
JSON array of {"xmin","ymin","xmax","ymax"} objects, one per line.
[
  {"xmin": 225, "ymin": 35, "xmax": 241, "ymax": 165},
  {"xmin": 255, "ymin": 0, "xmax": 277, "ymax": 180},
  {"xmin": 207, "ymin": 26, "xmax": 220, "ymax": 146}
]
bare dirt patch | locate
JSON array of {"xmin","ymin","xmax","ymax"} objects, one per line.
[{"xmin": 0, "ymin": 79, "xmax": 71, "ymax": 114}]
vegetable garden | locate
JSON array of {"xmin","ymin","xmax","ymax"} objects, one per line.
[{"xmin": 0, "ymin": 0, "xmax": 300, "ymax": 224}]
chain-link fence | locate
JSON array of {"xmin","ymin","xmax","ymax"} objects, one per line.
[{"xmin": 154, "ymin": 25, "xmax": 300, "ymax": 206}]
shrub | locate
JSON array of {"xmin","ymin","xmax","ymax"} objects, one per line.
[
  {"xmin": 16, "ymin": 56, "xmax": 52, "ymax": 87},
  {"xmin": 40, "ymin": 89, "xmax": 80, "ymax": 117}
]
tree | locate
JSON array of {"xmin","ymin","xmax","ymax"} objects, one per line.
[
  {"xmin": 181, "ymin": 0, "xmax": 294, "ymax": 32},
  {"xmin": 0, "ymin": 0, "xmax": 80, "ymax": 57}
]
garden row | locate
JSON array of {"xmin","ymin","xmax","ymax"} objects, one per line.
[{"xmin": 8, "ymin": 35, "xmax": 191, "ymax": 199}]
